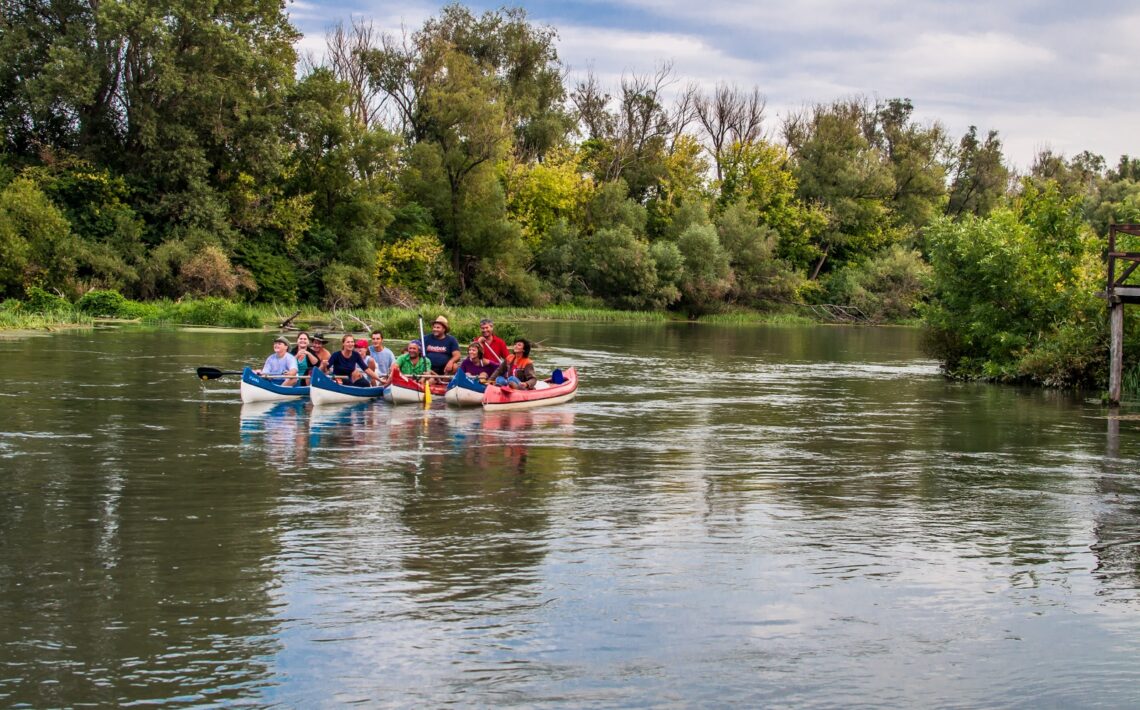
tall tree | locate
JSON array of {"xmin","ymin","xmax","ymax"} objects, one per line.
[
  {"xmin": 693, "ymin": 83, "xmax": 766, "ymax": 184},
  {"xmin": 871, "ymin": 98, "xmax": 950, "ymax": 230},
  {"xmin": 784, "ymin": 99, "xmax": 895, "ymax": 278},
  {"xmin": 946, "ymin": 126, "xmax": 1009, "ymax": 219}
]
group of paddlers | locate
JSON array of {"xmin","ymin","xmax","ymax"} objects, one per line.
[{"xmin": 255, "ymin": 316, "xmax": 538, "ymax": 390}]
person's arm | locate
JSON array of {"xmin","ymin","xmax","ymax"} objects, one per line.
[
  {"xmin": 491, "ymin": 359, "xmax": 508, "ymax": 380},
  {"xmin": 363, "ymin": 357, "xmax": 381, "ymax": 384},
  {"xmin": 519, "ymin": 362, "xmax": 537, "ymax": 389},
  {"xmin": 283, "ymin": 354, "xmax": 299, "ymax": 387}
]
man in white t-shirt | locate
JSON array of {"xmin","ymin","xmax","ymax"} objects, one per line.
[{"xmin": 257, "ymin": 336, "xmax": 299, "ymax": 386}]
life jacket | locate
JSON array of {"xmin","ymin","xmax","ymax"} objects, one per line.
[{"xmin": 505, "ymin": 355, "xmax": 532, "ymax": 379}]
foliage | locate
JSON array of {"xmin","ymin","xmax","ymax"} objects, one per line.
[
  {"xmin": 0, "ymin": 177, "xmax": 77, "ymax": 297},
  {"xmin": 376, "ymin": 233, "xmax": 452, "ymax": 302},
  {"xmin": 784, "ymin": 100, "xmax": 895, "ymax": 278},
  {"xmin": 923, "ymin": 180, "xmax": 1103, "ymax": 385},
  {"xmin": 24, "ymin": 286, "xmax": 71, "ymax": 312},
  {"xmin": 2, "ymin": 0, "xmax": 1138, "ymax": 389},
  {"xmin": 76, "ymin": 289, "xmax": 131, "ymax": 317},
  {"xmin": 946, "ymin": 126, "xmax": 1010, "ymax": 219},
  {"xmin": 676, "ymin": 223, "xmax": 732, "ymax": 316},
  {"xmin": 715, "ymin": 200, "xmax": 803, "ymax": 306},
  {"xmin": 824, "ymin": 245, "xmax": 932, "ymax": 323}
]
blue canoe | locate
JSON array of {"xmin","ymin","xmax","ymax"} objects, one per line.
[
  {"xmin": 240, "ymin": 366, "xmax": 309, "ymax": 403},
  {"xmin": 445, "ymin": 372, "xmax": 486, "ymax": 406},
  {"xmin": 310, "ymin": 368, "xmax": 389, "ymax": 405}
]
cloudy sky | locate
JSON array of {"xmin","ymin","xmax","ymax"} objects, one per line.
[{"xmin": 289, "ymin": 0, "xmax": 1140, "ymax": 170}]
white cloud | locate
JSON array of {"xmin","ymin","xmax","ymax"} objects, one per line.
[{"xmin": 294, "ymin": 0, "xmax": 1140, "ymax": 168}]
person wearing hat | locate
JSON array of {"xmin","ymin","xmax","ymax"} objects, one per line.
[
  {"xmin": 423, "ymin": 315, "xmax": 461, "ymax": 375},
  {"xmin": 323, "ymin": 333, "xmax": 373, "ymax": 387},
  {"xmin": 352, "ymin": 337, "xmax": 384, "ymax": 385},
  {"xmin": 256, "ymin": 335, "xmax": 299, "ymax": 386},
  {"xmin": 308, "ymin": 332, "xmax": 332, "ymax": 370}
]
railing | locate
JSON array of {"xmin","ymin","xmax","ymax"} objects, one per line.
[{"xmin": 1107, "ymin": 224, "xmax": 1140, "ymax": 296}]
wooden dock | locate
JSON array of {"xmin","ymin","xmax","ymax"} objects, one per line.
[{"xmin": 1103, "ymin": 224, "xmax": 1140, "ymax": 405}]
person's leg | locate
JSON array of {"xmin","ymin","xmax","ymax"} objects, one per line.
[{"xmin": 495, "ymin": 376, "xmax": 509, "ymax": 387}]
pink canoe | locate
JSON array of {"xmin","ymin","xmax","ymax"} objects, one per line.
[{"xmin": 481, "ymin": 367, "xmax": 578, "ymax": 412}]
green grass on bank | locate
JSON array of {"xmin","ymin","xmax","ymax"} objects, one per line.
[
  {"xmin": 3, "ymin": 288, "xmax": 901, "ymax": 335},
  {"xmin": 697, "ymin": 311, "xmax": 817, "ymax": 326}
]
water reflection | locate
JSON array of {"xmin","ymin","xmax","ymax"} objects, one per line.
[
  {"xmin": 240, "ymin": 400, "xmax": 309, "ymax": 467},
  {"xmin": 393, "ymin": 408, "xmax": 577, "ymax": 610},
  {"xmin": 7, "ymin": 326, "xmax": 1140, "ymax": 707}
]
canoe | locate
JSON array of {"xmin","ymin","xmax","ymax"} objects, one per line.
[
  {"xmin": 310, "ymin": 368, "xmax": 389, "ymax": 406},
  {"xmin": 482, "ymin": 367, "xmax": 578, "ymax": 412},
  {"xmin": 240, "ymin": 366, "xmax": 309, "ymax": 403},
  {"xmin": 444, "ymin": 372, "xmax": 485, "ymax": 407},
  {"xmin": 387, "ymin": 371, "xmax": 447, "ymax": 405}
]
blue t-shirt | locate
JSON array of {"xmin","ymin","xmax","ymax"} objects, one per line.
[
  {"xmin": 423, "ymin": 333, "xmax": 460, "ymax": 373},
  {"xmin": 327, "ymin": 351, "xmax": 368, "ymax": 378},
  {"xmin": 261, "ymin": 352, "xmax": 297, "ymax": 376},
  {"xmin": 368, "ymin": 347, "xmax": 396, "ymax": 376}
]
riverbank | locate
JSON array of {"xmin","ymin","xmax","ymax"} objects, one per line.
[{"xmin": 0, "ymin": 290, "xmax": 830, "ymax": 336}]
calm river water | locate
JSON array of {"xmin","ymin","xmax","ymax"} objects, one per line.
[{"xmin": 2, "ymin": 322, "xmax": 1140, "ymax": 707}]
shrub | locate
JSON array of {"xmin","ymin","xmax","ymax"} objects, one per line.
[
  {"xmin": 156, "ymin": 297, "xmax": 262, "ymax": 328},
  {"xmin": 76, "ymin": 289, "xmax": 130, "ymax": 317},
  {"xmin": 24, "ymin": 286, "xmax": 70, "ymax": 312},
  {"xmin": 322, "ymin": 262, "xmax": 374, "ymax": 308},
  {"xmin": 178, "ymin": 244, "xmax": 258, "ymax": 299},
  {"xmin": 825, "ymin": 245, "xmax": 932, "ymax": 322}
]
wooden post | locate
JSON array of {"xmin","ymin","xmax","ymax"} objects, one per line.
[{"xmin": 1109, "ymin": 298, "xmax": 1124, "ymax": 406}]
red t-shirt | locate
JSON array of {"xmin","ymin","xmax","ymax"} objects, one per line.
[{"xmin": 477, "ymin": 335, "xmax": 509, "ymax": 364}]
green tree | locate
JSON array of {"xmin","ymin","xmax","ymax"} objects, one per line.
[
  {"xmin": 924, "ymin": 179, "xmax": 1103, "ymax": 385},
  {"xmin": 676, "ymin": 222, "xmax": 732, "ymax": 315},
  {"xmin": 871, "ymin": 98, "xmax": 950, "ymax": 230},
  {"xmin": 0, "ymin": 177, "xmax": 78, "ymax": 296},
  {"xmin": 719, "ymin": 138, "xmax": 825, "ymax": 272},
  {"xmin": 784, "ymin": 100, "xmax": 895, "ymax": 278},
  {"xmin": 946, "ymin": 126, "xmax": 1009, "ymax": 219},
  {"xmin": 715, "ymin": 200, "xmax": 802, "ymax": 306}
]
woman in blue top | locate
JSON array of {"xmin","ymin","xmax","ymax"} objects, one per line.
[
  {"xmin": 324, "ymin": 334, "xmax": 372, "ymax": 387},
  {"xmin": 290, "ymin": 331, "xmax": 320, "ymax": 381}
]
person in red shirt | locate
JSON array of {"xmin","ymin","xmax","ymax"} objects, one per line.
[{"xmin": 475, "ymin": 318, "xmax": 510, "ymax": 365}]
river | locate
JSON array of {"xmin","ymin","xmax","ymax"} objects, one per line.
[{"xmin": 2, "ymin": 322, "xmax": 1139, "ymax": 707}]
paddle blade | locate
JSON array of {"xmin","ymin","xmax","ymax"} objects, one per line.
[
  {"xmin": 197, "ymin": 367, "xmax": 244, "ymax": 380},
  {"xmin": 423, "ymin": 377, "xmax": 432, "ymax": 407}
]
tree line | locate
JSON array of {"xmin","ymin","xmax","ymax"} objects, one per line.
[{"xmin": 3, "ymin": 2, "xmax": 1140, "ymax": 385}]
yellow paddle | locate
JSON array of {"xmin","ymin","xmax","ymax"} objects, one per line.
[{"xmin": 418, "ymin": 317, "xmax": 431, "ymax": 408}]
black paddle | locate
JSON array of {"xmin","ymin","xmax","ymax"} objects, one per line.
[{"xmin": 196, "ymin": 367, "xmax": 243, "ymax": 380}]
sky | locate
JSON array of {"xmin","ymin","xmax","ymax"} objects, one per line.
[{"xmin": 288, "ymin": 0, "xmax": 1140, "ymax": 171}]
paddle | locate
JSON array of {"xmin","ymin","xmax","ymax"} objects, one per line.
[
  {"xmin": 418, "ymin": 317, "xmax": 431, "ymax": 408},
  {"xmin": 196, "ymin": 367, "xmax": 308, "ymax": 382},
  {"xmin": 197, "ymin": 367, "xmax": 243, "ymax": 380}
]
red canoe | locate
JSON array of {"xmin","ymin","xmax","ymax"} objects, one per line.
[{"xmin": 481, "ymin": 367, "xmax": 578, "ymax": 412}]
